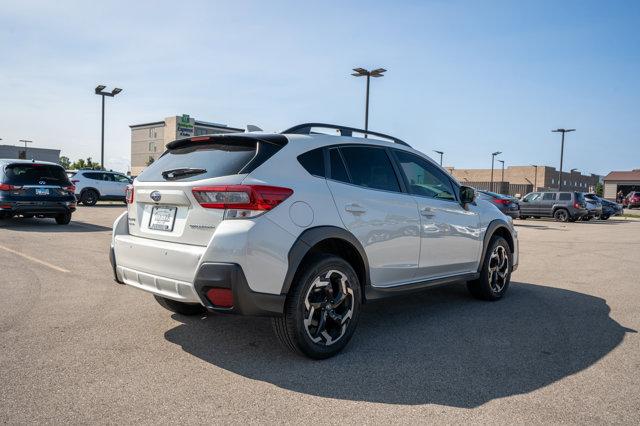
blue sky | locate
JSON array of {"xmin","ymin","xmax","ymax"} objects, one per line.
[{"xmin": 0, "ymin": 0, "xmax": 638, "ymax": 174}]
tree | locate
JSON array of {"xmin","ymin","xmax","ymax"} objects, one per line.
[
  {"xmin": 69, "ymin": 157, "xmax": 102, "ymax": 170},
  {"xmin": 595, "ymin": 182, "xmax": 603, "ymax": 197},
  {"xmin": 59, "ymin": 156, "xmax": 71, "ymax": 169}
]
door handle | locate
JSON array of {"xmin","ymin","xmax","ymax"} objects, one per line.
[
  {"xmin": 420, "ymin": 207, "xmax": 435, "ymax": 217},
  {"xmin": 345, "ymin": 204, "xmax": 367, "ymax": 214}
]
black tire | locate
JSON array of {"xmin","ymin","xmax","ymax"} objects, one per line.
[
  {"xmin": 55, "ymin": 212, "xmax": 72, "ymax": 225},
  {"xmin": 22, "ymin": 214, "xmax": 34, "ymax": 219},
  {"xmin": 467, "ymin": 236, "xmax": 512, "ymax": 301},
  {"xmin": 272, "ymin": 254, "xmax": 361, "ymax": 359},
  {"xmin": 81, "ymin": 189, "xmax": 99, "ymax": 206},
  {"xmin": 601, "ymin": 215, "xmax": 609, "ymax": 220},
  {"xmin": 153, "ymin": 295, "xmax": 206, "ymax": 316},
  {"xmin": 554, "ymin": 208, "xmax": 569, "ymax": 222},
  {"xmin": 519, "ymin": 216, "xmax": 528, "ymax": 220}
]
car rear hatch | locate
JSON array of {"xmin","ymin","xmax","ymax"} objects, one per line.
[
  {"xmin": 0, "ymin": 163, "xmax": 75, "ymax": 203},
  {"xmin": 127, "ymin": 134, "xmax": 288, "ymax": 247}
]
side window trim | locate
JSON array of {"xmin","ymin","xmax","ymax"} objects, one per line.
[{"xmin": 327, "ymin": 146, "xmax": 352, "ymax": 184}]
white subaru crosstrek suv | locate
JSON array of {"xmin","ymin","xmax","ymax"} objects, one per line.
[{"xmin": 110, "ymin": 123, "xmax": 518, "ymax": 359}]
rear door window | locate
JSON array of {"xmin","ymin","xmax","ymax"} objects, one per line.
[
  {"xmin": 339, "ymin": 147, "xmax": 400, "ymax": 192},
  {"xmin": 542, "ymin": 193, "xmax": 557, "ymax": 201},
  {"xmin": 558, "ymin": 193, "xmax": 572, "ymax": 201},
  {"xmin": 3, "ymin": 163, "xmax": 70, "ymax": 186},
  {"xmin": 137, "ymin": 138, "xmax": 283, "ymax": 182}
]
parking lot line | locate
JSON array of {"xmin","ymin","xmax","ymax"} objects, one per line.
[{"xmin": 0, "ymin": 244, "xmax": 70, "ymax": 273}]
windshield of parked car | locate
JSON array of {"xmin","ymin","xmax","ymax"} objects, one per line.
[{"xmin": 3, "ymin": 163, "xmax": 71, "ymax": 186}]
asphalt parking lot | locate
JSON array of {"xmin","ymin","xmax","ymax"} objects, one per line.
[{"xmin": 1, "ymin": 206, "xmax": 639, "ymax": 424}]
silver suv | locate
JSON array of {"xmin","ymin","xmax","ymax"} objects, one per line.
[{"xmin": 110, "ymin": 123, "xmax": 519, "ymax": 358}]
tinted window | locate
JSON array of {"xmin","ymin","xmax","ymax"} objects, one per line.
[
  {"xmin": 395, "ymin": 151, "xmax": 455, "ymax": 201},
  {"xmin": 297, "ymin": 148, "xmax": 325, "ymax": 177},
  {"xmin": 558, "ymin": 193, "xmax": 572, "ymax": 201},
  {"xmin": 575, "ymin": 192, "xmax": 586, "ymax": 202},
  {"xmin": 3, "ymin": 163, "xmax": 70, "ymax": 186},
  {"xmin": 523, "ymin": 192, "xmax": 541, "ymax": 202},
  {"xmin": 84, "ymin": 172, "xmax": 103, "ymax": 181},
  {"xmin": 137, "ymin": 140, "xmax": 281, "ymax": 182},
  {"xmin": 329, "ymin": 148, "xmax": 350, "ymax": 184},
  {"xmin": 113, "ymin": 174, "xmax": 131, "ymax": 183},
  {"xmin": 543, "ymin": 193, "xmax": 557, "ymax": 200},
  {"xmin": 339, "ymin": 147, "xmax": 400, "ymax": 192}
]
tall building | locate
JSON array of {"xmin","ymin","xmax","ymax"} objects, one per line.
[{"xmin": 129, "ymin": 114, "xmax": 243, "ymax": 176}]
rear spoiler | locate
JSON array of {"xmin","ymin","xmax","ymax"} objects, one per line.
[{"xmin": 165, "ymin": 134, "xmax": 288, "ymax": 150}]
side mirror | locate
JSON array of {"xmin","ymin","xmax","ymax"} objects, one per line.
[{"xmin": 459, "ymin": 186, "xmax": 475, "ymax": 205}]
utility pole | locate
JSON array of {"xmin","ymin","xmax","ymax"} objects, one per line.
[
  {"xmin": 491, "ymin": 151, "xmax": 502, "ymax": 192},
  {"xmin": 19, "ymin": 139, "xmax": 33, "ymax": 149},
  {"xmin": 498, "ymin": 159, "xmax": 505, "ymax": 194},
  {"xmin": 551, "ymin": 128, "xmax": 575, "ymax": 190},
  {"xmin": 94, "ymin": 85, "xmax": 123, "ymax": 169}
]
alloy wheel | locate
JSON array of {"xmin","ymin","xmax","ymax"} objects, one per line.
[
  {"xmin": 488, "ymin": 245, "xmax": 509, "ymax": 293},
  {"xmin": 303, "ymin": 270, "xmax": 355, "ymax": 346}
]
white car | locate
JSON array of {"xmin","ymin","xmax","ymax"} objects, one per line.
[
  {"xmin": 110, "ymin": 123, "xmax": 519, "ymax": 359},
  {"xmin": 67, "ymin": 170, "xmax": 132, "ymax": 206}
]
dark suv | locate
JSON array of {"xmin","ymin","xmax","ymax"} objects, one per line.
[
  {"xmin": 519, "ymin": 191, "xmax": 587, "ymax": 222},
  {"xmin": 0, "ymin": 159, "xmax": 76, "ymax": 224}
]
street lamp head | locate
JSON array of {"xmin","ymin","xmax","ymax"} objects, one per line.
[
  {"xmin": 95, "ymin": 85, "xmax": 106, "ymax": 94},
  {"xmin": 552, "ymin": 128, "xmax": 576, "ymax": 133},
  {"xmin": 492, "ymin": 151, "xmax": 502, "ymax": 156},
  {"xmin": 370, "ymin": 68, "xmax": 386, "ymax": 77},
  {"xmin": 498, "ymin": 159, "xmax": 505, "ymax": 164},
  {"xmin": 434, "ymin": 150, "xmax": 444, "ymax": 155},
  {"xmin": 111, "ymin": 88, "xmax": 123, "ymax": 95},
  {"xmin": 351, "ymin": 67, "xmax": 368, "ymax": 77}
]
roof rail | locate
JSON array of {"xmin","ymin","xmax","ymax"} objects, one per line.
[{"xmin": 281, "ymin": 123, "xmax": 410, "ymax": 147}]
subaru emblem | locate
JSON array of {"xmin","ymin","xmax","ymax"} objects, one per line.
[{"xmin": 150, "ymin": 191, "xmax": 162, "ymax": 202}]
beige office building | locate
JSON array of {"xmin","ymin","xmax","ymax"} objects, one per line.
[{"xmin": 130, "ymin": 114, "xmax": 243, "ymax": 176}]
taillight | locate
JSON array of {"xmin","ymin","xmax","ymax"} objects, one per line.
[
  {"xmin": 71, "ymin": 179, "xmax": 79, "ymax": 184},
  {"xmin": 0, "ymin": 183, "xmax": 21, "ymax": 191},
  {"xmin": 574, "ymin": 202, "xmax": 581, "ymax": 209},
  {"xmin": 492, "ymin": 198, "xmax": 509, "ymax": 205},
  {"xmin": 206, "ymin": 288, "xmax": 234, "ymax": 308},
  {"xmin": 125, "ymin": 185, "xmax": 134, "ymax": 204},
  {"xmin": 63, "ymin": 185, "xmax": 76, "ymax": 193},
  {"xmin": 192, "ymin": 185, "xmax": 293, "ymax": 218}
]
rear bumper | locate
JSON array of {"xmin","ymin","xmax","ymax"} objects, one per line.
[
  {"xmin": 0, "ymin": 200, "xmax": 76, "ymax": 215},
  {"xmin": 111, "ymin": 234, "xmax": 285, "ymax": 316}
]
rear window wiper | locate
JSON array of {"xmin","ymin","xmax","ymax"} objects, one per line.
[{"xmin": 161, "ymin": 167, "xmax": 207, "ymax": 180}]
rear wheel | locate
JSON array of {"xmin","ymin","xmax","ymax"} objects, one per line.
[
  {"xmin": 22, "ymin": 214, "xmax": 34, "ymax": 219},
  {"xmin": 154, "ymin": 295, "xmax": 206, "ymax": 316},
  {"xmin": 81, "ymin": 189, "xmax": 99, "ymax": 206},
  {"xmin": 55, "ymin": 212, "xmax": 72, "ymax": 225},
  {"xmin": 272, "ymin": 254, "xmax": 361, "ymax": 359},
  {"xmin": 554, "ymin": 209, "xmax": 569, "ymax": 222},
  {"xmin": 467, "ymin": 236, "xmax": 512, "ymax": 301},
  {"xmin": 601, "ymin": 215, "xmax": 609, "ymax": 220}
]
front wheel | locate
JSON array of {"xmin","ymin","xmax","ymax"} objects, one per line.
[
  {"xmin": 154, "ymin": 295, "xmax": 206, "ymax": 316},
  {"xmin": 467, "ymin": 236, "xmax": 512, "ymax": 301},
  {"xmin": 272, "ymin": 254, "xmax": 361, "ymax": 359},
  {"xmin": 81, "ymin": 189, "xmax": 99, "ymax": 206}
]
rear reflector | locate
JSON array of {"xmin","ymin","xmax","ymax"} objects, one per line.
[
  {"xmin": 206, "ymin": 288, "xmax": 234, "ymax": 308},
  {"xmin": 192, "ymin": 185, "xmax": 293, "ymax": 218},
  {"xmin": 125, "ymin": 185, "xmax": 134, "ymax": 204}
]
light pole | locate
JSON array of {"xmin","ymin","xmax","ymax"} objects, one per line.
[
  {"xmin": 551, "ymin": 128, "xmax": 575, "ymax": 190},
  {"xmin": 434, "ymin": 150, "xmax": 444, "ymax": 166},
  {"xmin": 490, "ymin": 151, "xmax": 502, "ymax": 192},
  {"xmin": 19, "ymin": 139, "xmax": 33, "ymax": 149},
  {"xmin": 498, "ymin": 159, "xmax": 505, "ymax": 194},
  {"xmin": 95, "ymin": 85, "xmax": 123, "ymax": 169},
  {"xmin": 351, "ymin": 68, "xmax": 386, "ymax": 137},
  {"xmin": 531, "ymin": 164, "xmax": 538, "ymax": 191}
]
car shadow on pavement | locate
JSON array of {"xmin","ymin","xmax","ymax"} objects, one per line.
[
  {"xmin": 0, "ymin": 218, "xmax": 111, "ymax": 232},
  {"xmin": 164, "ymin": 282, "xmax": 634, "ymax": 408}
]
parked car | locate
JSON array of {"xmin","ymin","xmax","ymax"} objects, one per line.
[
  {"xmin": 623, "ymin": 191, "xmax": 640, "ymax": 209},
  {"xmin": 110, "ymin": 123, "xmax": 519, "ymax": 359},
  {"xmin": 477, "ymin": 190, "xmax": 520, "ymax": 219},
  {"xmin": 0, "ymin": 159, "xmax": 76, "ymax": 224},
  {"xmin": 519, "ymin": 191, "xmax": 587, "ymax": 222},
  {"xmin": 67, "ymin": 170, "xmax": 132, "ymax": 206},
  {"xmin": 582, "ymin": 195, "xmax": 602, "ymax": 221},
  {"xmin": 584, "ymin": 193, "xmax": 620, "ymax": 220}
]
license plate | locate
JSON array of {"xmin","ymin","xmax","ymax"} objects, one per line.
[
  {"xmin": 35, "ymin": 188, "xmax": 49, "ymax": 195},
  {"xmin": 149, "ymin": 206, "xmax": 177, "ymax": 231}
]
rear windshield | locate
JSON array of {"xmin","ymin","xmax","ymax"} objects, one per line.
[
  {"xmin": 575, "ymin": 192, "xmax": 586, "ymax": 202},
  {"xmin": 137, "ymin": 140, "xmax": 282, "ymax": 182},
  {"xmin": 3, "ymin": 163, "xmax": 70, "ymax": 186}
]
